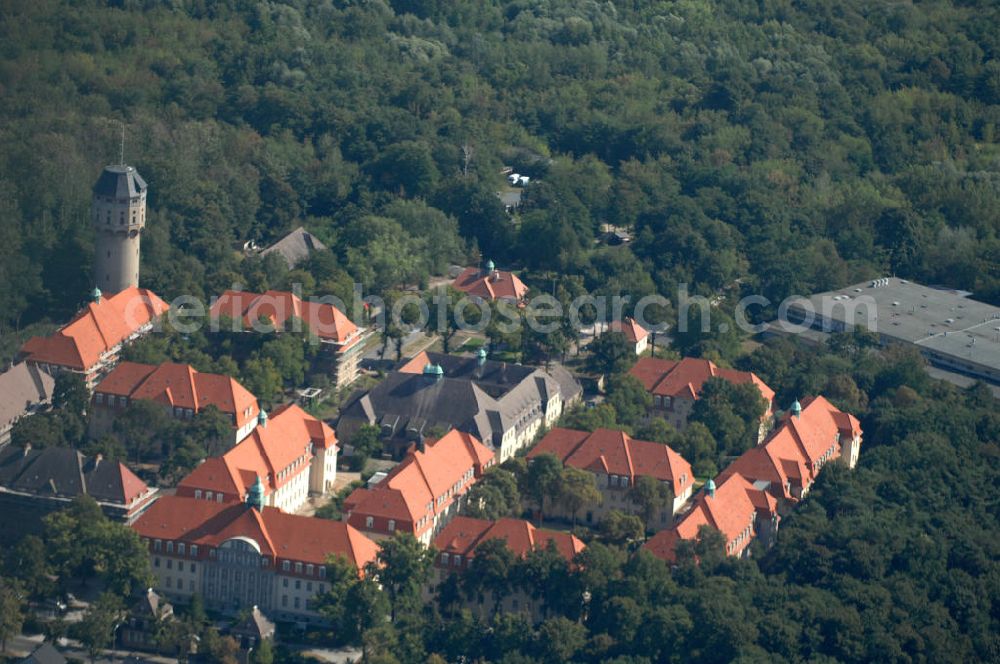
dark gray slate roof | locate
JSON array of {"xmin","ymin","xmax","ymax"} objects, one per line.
[
  {"xmin": 260, "ymin": 227, "xmax": 327, "ymax": 268},
  {"xmin": 231, "ymin": 606, "xmax": 275, "ymax": 640},
  {"xmin": 20, "ymin": 643, "xmax": 67, "ymax": 664},
  {"xmin": 0, "ymin": 446, "xmax": 134, "ymax": 504},
  {"xmin": 0, "ymin": 362, "xmax": 54, "ymax": 432},
  {"xmin": 339, "ymin": 353, "xmax": 581, "ymax": 450},
  {"xmin": 93, "ymin": 165, "xmax": 147, "ymax": 199},
  {"xmin": 340, "ymin": 372, "xmax": 498, "ymax": 445},
  {"xmin": 131, "ymin": 588, "xmax": 172, "ymax": 619}
]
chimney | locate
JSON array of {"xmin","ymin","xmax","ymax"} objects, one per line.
[
  {"xmin": 93, "ymin": 453, "xmax": 103, "ymax": 470},
  {"xmin": 22, "ymin": 443, "xmax": 31, "ymax": 458}
]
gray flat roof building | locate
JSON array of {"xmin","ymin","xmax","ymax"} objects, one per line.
[{"xmin": 779, "ymin": 277, "xmax": 1000, "ymax": 385}]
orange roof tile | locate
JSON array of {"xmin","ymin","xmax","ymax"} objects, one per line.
[
  {"xmin": 210, "ymin": 290, "xmax": 360, "ymax": 348},
  {"xmin": 95, "ymin": 361, "xmax": 259, "ymax": 429},
  {"xmin": 452, "ymin": 267, "xmax": 528, "ymax": 302},
  {"xmin": 345, "ymin": 430, "xmax": 494, "ymax": 535},
  {"xmin": 609, "ymin": 317, "xmax": 648, "ymax": 344},
  {"xmin": 530, "ymin": 427, "xmax": 694, "ymax": 496},
  {"xmin": 629, "ymin": 356, "xmax": 775, "ymax": 404},
  {"xmin": 717, "ymin": 395, "xmax": 860, "ymax": 500},
  {"xmin": 132, "ymin": 495, "xmax": 378, "ymax": 569},
  {"xmin": 434, "ymin": 516, "xmax": 585, "ymax": 562},
  {"xmin": 20, "ymin": 288, "xmax": 169, "ymax": 371},
  {"xmin": 176, "ymin": 404, "xmax": 336, "ymax": 500}
]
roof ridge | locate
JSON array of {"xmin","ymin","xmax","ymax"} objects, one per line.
[
  {"xmin": 621, "ymin": 431, "xmax": 635, "ymax": 478},
  {"xmin": 784, "ymin": 418, "xmax": 813, "ymax": 467},
  {"xmin": 250, "ymin": 508, "xmax": 276, "ymax": 555},
  {"xmin": 187, "ymin": 365, "xmax": 199, "ymax": 412}
]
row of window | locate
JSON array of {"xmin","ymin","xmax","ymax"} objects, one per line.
[
  {"xmin": 727, "ymin": 521, "xmax": 755, "ymax": 554},
  {"xmin": 163, "ymin": 577, "xmax": 194, "ymax": 591},
  {"xmin": 439, "ymin": 552, "xmax": 466, "ymax": 568},
  {"xmin": 653, "ymin": 395, "xmax": 674, "ymax": 408},
  {"xmin": 193, "ymin": 490, "xmax": 225, "ymax": 503},
  {"xmin": 279, "ymin": 560, "xmax": 327, "ymax": 578},
  {"xmin": 154, "ymin": 558, "xmax": 196, "ymax": 573},
  {"xmin": 95, "ymin": 393, "xmax": 128, "ymax": 408},
  {"xmin": 281, "ymin": 577, "xmax": 325, "ymax": 594},
  {"xmin": 151, "ymin": 539, "xmax": 199, "ymax": 557}
]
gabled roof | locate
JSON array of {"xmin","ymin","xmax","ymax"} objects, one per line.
[
  {"xmin": 210, "ymin": 290, "xmax": 359, "ymax": 348},
  {"xmin": 0, "ymin": 362, "xmax": 55, "ymax": 432},
  {"xmin": 529, "ymin": 427, "xmax": 694, "ymax": 496},
  {"xmin": 260, "ymin": 227, "xmax": 327, "ymax": 268},
  {"xmin": 231, "ymin": 605, "xmax": 275, "ymax": 640},
  {"xmin": 177, "ymin": 404, "xmax": 336, "ymax": 500},
  {"xmin": 95, "ymin": 361, "xmax": 259, "ymax": 429},
  {"xmin": 131, "ymin": 588, "xmax": 172, "ymax": 619},
  {"xmin": 20, "ymin": 642, "xmax": 67, "ymax": 664},
  {"xmin": 434, "ymin": 516, "xmax": 585, "ymax": 562},
  {"xmin": 20, "ymin": 288, "xmax": 169, "ymax": 371},
  {"xmin": 629, "ymin": 356, "xmax": 774, "ymax": 404},
  {"xmin": 643, "ymin": 472, "xmax": 770, "ymax": 563},
  {"xmin": 452, "ymin": 267, "xmax": 528, "ymax": 301},
  {"xmin": 0, "ymin": 446, "xmax": 150, "ymax": 505},
  {"xmin": 341, "ymin": 353, "xmax": 579, "ymax": 450},
  {"xmin": 717, "ymin": 395, "xmax": 860, "ymax": 499},
  {"xmin": 644, "ymin": 395, "xmax": 861, "ymax": 563},
  {"xmin": 609, "ymin": 317, "xmax": 648, "ymax": 344},
  {"xmin": 345, "ymin": 430, "xmax": 493, "ymax": 531},
  {"xmin": 131, "ymin": 496, "xmax": 378, "ymax": 569}
]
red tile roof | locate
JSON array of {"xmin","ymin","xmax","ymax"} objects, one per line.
[
  {"xmin": 609, "ymin": 317, "xmax": 648, "ymax": 344},
  {"xmin": 643, "ymin": 472, "xmax": 772, "ymax": 563},
  {"xmin": 20, "ymin": 288, "xmax": 169, "ymax": 371},
  {"xmin": 344, "ymin": 430, "xmax": 494, "ymax": 537},
  {"xmin": 211, "ymin": 290, "xmax": 360, "ymax": 350},
  {"xmin": 717, "ymin": 395, "xmax": 861, "ymax": 501},
  {"xmin": 176, "ymin": 404, "xmax": 336, "ymax": 501},
  {"xmin": 434, "ymin": 516, "xmax": 585, "ymax": 562},
  {"xmin": 644, "ymin": 396, "xmax": 861, "ymax": 563},
  {"xmin": 132, "ymin": 495, "xmax": 378, "ymax": 569},
  {"xmin": 452, "ymin": 267, "xmax": 528, "ymax": 302},
  {"xmin": 629, "ymin": 356, "xmax": 775, "ymax": 404},
  {"xmin": 94, "ymin": 362, "xmax": 259, "ymax": 429},
  {"xmin": 529, "ymin": 427, "xmax": 694, "ymax": 496}
]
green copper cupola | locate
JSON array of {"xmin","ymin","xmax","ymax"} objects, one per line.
[{"xmin": 246, "ymin": 475, "xmax": 265, "ymax": 511}]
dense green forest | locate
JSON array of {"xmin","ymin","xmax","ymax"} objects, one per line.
[
  {"xmin": 1, "ymin": 1, "xmax": 999, "ymax": 662},
  {"xmin": 1, "ymin": 0, "xmax": 999, "ymax": 338}
]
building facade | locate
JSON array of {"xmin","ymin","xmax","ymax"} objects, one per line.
[
  {"xmin": 430, "ymin": 516, "xmax": 585, "ymax": 622},
  {"xmin": 644, "ymin": 396, "xmax": 862, "ymax": 564},
  {"xmin": 210, "ymin": 289, "xmax": 365, "ymax": 389},
  {"xmin": 0, "ymin": 445, "xmax": 158, "ymax": 538},
  {"xmin": 176, "ymin": 404, "xmax": 337, "ymax": 513},
  {"xmin": 528, "ymin": 427, "xmax": 695, "ymax": 529},
  {"xmin": 343, "ymin": 430, "xmax": 495, "ymax": 546},
  {"xmin": 89, "ymin": 361, "xmax": 260, "ymax": 445},
  {"xmin": 629, "ymin": 356, "xmax": 775, "ymax": 439},
  {"xmin": 18, "ymin": 287, "xmax": 169, "ymax": 388},
  {"xmin": 131, "ymin": 494, "xmax": 378, "ymax": 623},
  {"xmin": 337, "ymin": 350, "xmax": 582, "ymax": 462},
  {"xmin": 608, "ymin": 317, "xmax": 649, "ymax": 355}
]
